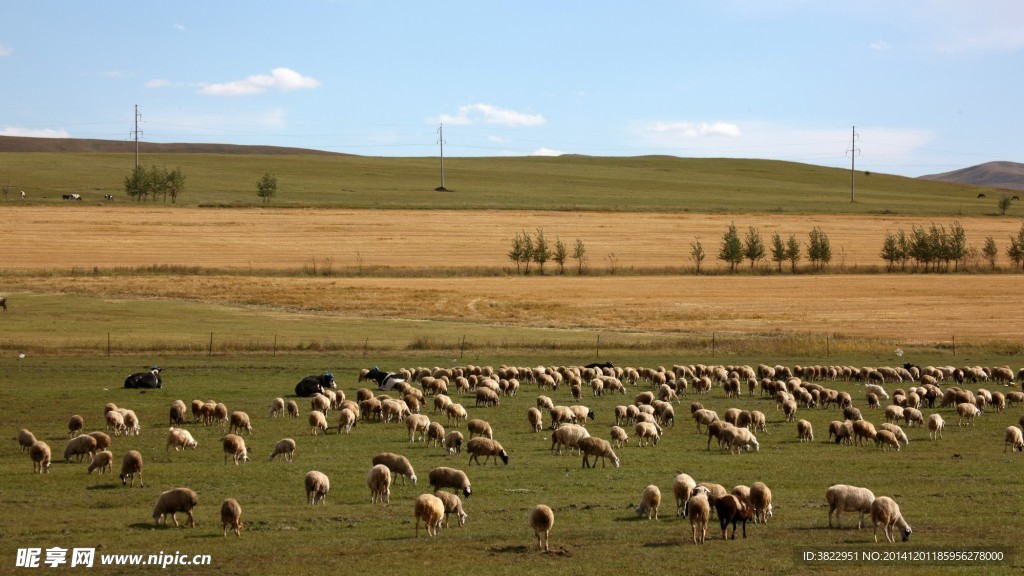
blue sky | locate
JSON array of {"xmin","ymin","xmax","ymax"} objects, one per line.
[{"xmin": 2, "ymin": 1, "xmax": 1022, "ymax": 177}]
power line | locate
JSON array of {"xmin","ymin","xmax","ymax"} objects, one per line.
[
  {"xmin": 846, "ymin": 126, "xmax": 861, "ymax": 203},
  {"xmin": 130, "ymin": 105, "xmax": 143, "ymax": 169}
]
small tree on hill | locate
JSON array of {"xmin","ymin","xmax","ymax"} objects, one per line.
[
  {"xmin": 770, "ymin": 232, "xmax": 786, "ymax": 272},
  {"xmin": 718, "ymin": 222, "xmax": 743, "ymax": 273},
  {"xmin": 519, "ymin": 230, "xmax": 534, "ymax": 274},
  {"xmin": 166, "ymin": 167, "xmax": 186, "ymax": 203},
  {"xmin": 880, "ymin": 231, "xmax": 900, "ymax": 272},
  {"xmin": 982, "ymin": 236, "xmax": 998, "ymax": 270},
  {"xmin": 999, "ymin": 194, "xmax": 1013, "ymax": 216},
  {"xmin": 572, "ymin": 238, "xmax": 587, "ymax": 274},
  {"xmin": 552, "ymin": 237, "xmax": 568, "ymax": 275},
  {"xmin": 690, "ymin": 237, "xmax": 706, "ymax": 274},
  {"xmin": 743, "ymin": 226, "xmax": 765, "ymax": 269},
  {"xmin": 532, "ymin": 228, "xmax": 551, "ymax": 274},
  {"xmin": 257, "ymin": 170, "xmax": 278, "ymax": 204},
  {"xmin": 785, "ymin": 233, "xmax": 801, "ymax": 272},
  {"xmin": 1007, "ymin": 223, "xmax": 1024, "ymax": 270},
  {"xmin": 508, "ymin": 232, "xmax": 525, "ymax": 273},
  {"xmin": 807, "ymin": 226, "xmax": 831, "ymax": 271}
]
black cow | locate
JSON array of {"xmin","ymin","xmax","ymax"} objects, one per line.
[
  {"xmin": 124, "ymin": 367, "xmax": 162, "ymax": 389},
  {"xmin": 584, "ymin": 361, "xmax": 614, "ymax": 370},
  {"xmin": 361, "ymin": 366, "xmax": 405, "ymax": 391},
  {"xmin": 62, "ymin": 193, "xmax": 82, "ymax": 201},
  {"xmin": 295, "ymin": 372, "xmax": 336, "ymax": 397}
]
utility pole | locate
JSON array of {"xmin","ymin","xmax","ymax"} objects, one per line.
[
  {"xmin": 436, "ymin": 123, "xmax": 446, "ymax": 191},
  {"xmin": 131, "ymin": 105, "xmax": 143, "ymax": 169},
  {"xmin": 846, "ymin": 125, "xmax": 860, "ymax": 203}
]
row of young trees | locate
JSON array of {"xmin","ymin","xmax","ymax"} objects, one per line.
[
  {"xmin": 123, "ymin": 165, "xmax": 186, "ymax": 203},
  {"xmin": 507, "ymin": 229, "xmax": 587, "ymax": 274},
  {"xmin": 690, "ymin": 223, "xmax": 832, "ymax": 273},
  {"xmin": 881, "ymin": 221, "xmax": 1024, "ymax": 271}
]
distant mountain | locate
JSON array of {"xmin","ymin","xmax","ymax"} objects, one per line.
[
  {"xmin": 0, "ymin": 135, "xmax": 344, "ymax": 156},
  {"xmin": 919, "ymin": 161, "xmax": 1024, "ymax": 191}
]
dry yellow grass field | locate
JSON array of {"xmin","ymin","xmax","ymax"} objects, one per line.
[{"xmin": 2, "ymin": 207, "xmax": 1021, "ymax": 347}]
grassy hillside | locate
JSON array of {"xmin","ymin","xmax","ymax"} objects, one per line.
[{"xmin": 0, "ymin": 149, "xmax": 1007, "ymax": 216}]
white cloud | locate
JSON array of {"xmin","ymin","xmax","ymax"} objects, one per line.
[
  {"xmin": 648, "ymin": 121, "xmax": 741, "ymax": 138},
  {"xmin": 1, "ymin": 127, "xmax": 71, "ymax": 138},
  {"xmin": 437, "ymin": 103, "xmax": 546, "ymax": 127},
  {"xmin": 104, "ymin": 70, "xmax": 131, "ymax": 79},
  {"xmin": 531, "ymin": 147, "xmax": 563, "ymax": 156},
  {"xmin": 199, "ymin": 67, "xmax": 320, "ymax": 96},
  {"xmin": 145, "ymin": 78, "xmax": 173, "ymax": 88},
  {"xmin": 0, "ymin": 44, "xmax": 12, "ymax": 57},
  {"xmin": 174, "ymin": 24, "xmax": 187, "ymax": 32},
  {"xmin": 869, "ymin": 39, "xmax": 892, "ymax": 51}
]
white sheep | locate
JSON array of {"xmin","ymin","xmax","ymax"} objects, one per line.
[
  {"xmin": 105, "ymin": 410, "xmax": 126, "ymax": 436},
  {"xmin": 153, "ymin": 487, "xmax": 199, "ymax": 528},
  {"xmin": 903, "ymin": 407, "xmax": 925, "ymax": 428},
  {"xmin": 221, "ymin": 498, "xmax": 243, "ymax": 537},
  {"xmin": 269, "ymin": 438, "xmax": 296, "ymax": 462},
  {"xmin": 796, "ymin": 419, "xmax": 814, "ymax": 442},
  {"xmin": 166, "ymin": 427, "xmax": 198, "ymax": 451},
  {"xmin": 635, "ymin": 421, "xmax": 661, "ymax": 447},
  {"xmin": 722, "ymin": 426, "xmax": 759, "ymax": 454},
  {"xmin": 309, "ymin": 410, "xmax": 329, "ymax": 435},
  {"xmin": 407, "ymin": 414, "xmax": 431, "ymax": 442},
  {"xmin": 433, "ymin": 490, "xmax": 468, "ymax": 528},
  {"xmin": 17, "ymin": 428, "xmax": 37, "ymax": 452},
  {"xmin": 578, "ymin": 436, "xmax": 619, "ymax": 468},
  {"xmin": 636, "ymin": 484, "xmax": 662, "ymax": 520},
  {"xmin": 687, "ymin": 489, "xmax": 711, "ymax": 544},
  {"xmin": 692, "ymin": 409, "xmax": 718, "ymax": 433},
  {"xmin": 337, "ymin": 408, "xmax": 357, "ymax": 434},
  {"xmin": 610, "ymin": 425, "xmax": 629, "ymax": 448},
  {"xmin": 372, "ymin": 452, "xmax": 418, "ymax": 485},
  {"xmin": 88, "ymin": 431, "xmax": 111, "ymax": 451},
  {"xmin": 305, "ymin": 470, "xmax": 330, "ymax": 505},
  {"xmin": 414, "ymin": 493, "xmax": 445, "ymax": 537},
  {"xmin": 673, "ymin": 473, "xmax": 697, "ymax": 516},
  {"xmin": 63, "ymin": 434, "xmax": 98, "ymax": 464},
  {"xmin": 88, "ymin": 450, "xmax": 114, "ymax": 474},
  {"xmin": 169, "ymin": 400, "xmax": 188, "ymax": 426},
  {"xmin": 550, "ymin": 423, "xmax": 591, "ymax": 454},
  {"xmin": 549, "ymin": 405, "xmax": 576, "ymax": 428},
  {"xmin": 29, "ymin": 441, "xmax": 51, "ymax": 474},
  {"xmin": 120, "ymin": 450, "xmax": 143, "ymax": 486},
  {"xmin": 1004, "ymin": 426, "xmax": 1024, "ymax": 452},
  {"xmin": 367, "ymin": 463, "xmax": 393, "ymax": 504},
  {"xmin": 874, "ymin": 429, "xmax": 901, "ymax": 452},
  {"xmin": 530, "ymin": 504, "xmax": 555, "ymax": 552},
  {"xmin": 956, "ymin": 402, "xmax": 980, "ymax": 426},
  {"xmin": 445, "ymin": 403, "xmax": 468, "ymax": 427},
  {"xmin": 67, "ymin": 414, "xmax": 84, "ymax": 438},
  {"xmin": 866, "ymin": 383, "xmax": 889, "ymax": 400},
  {"xmin": 527, "ymin": 407, "xmax": 543, "ymax": 433},
  {"xmin": 426, "ymin": 421, "xmax": 446, "ymax": 447},
  {"xmin": 222, "ymin": 434, "xmax": 249, "ymax": 465},
  {"xmin": 287, "ymin": 400, "xmax": 300, "ymax": 418},
  {"xmin": 311, "ymin": 393, "xmax": 331, "ymax": 414},
  {"xmin": 750, "ymin": 481, "xmax": 773, "ymax": 524},
  {"xmin": 428, "ymin": 466, "xmax": 472, "ymax": 498},
  {"xmin": 826, "ymin": 484, "xmax": 875, "ymax": 529},
  {"xmin": 228, "ymin": 411, "xmax": 253, "ymax": 436},
  {"xmin": 927, "ymin": 413, "xmax": 945, "ymax": 440},
  {"xmin": 466, "ymin": 437, "xmax": 509, "ymax": 466},
  {"xmin": 871, "ymin": 496, "xmax": 912, "ymax": 542},
  {"xmin": 442, "ymin": 431, "xmax": 464, "ymax": 456},
  {"xmin": 269, "ymin": 397, "xmax": 285, "ymax": 418}
]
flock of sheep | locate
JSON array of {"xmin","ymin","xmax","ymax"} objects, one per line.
[{"xmin": 14, "ymin": 360, "xmax": 1024, "ymax": 551}]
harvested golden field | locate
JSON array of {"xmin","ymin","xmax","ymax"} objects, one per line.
[
  {"xmin": 2, "ymin": 206, "xmax": 1021, "ymax": 270},
  {"xmin": 2, "ymin": 207, "xmax": 1021, "ymax": 348}
]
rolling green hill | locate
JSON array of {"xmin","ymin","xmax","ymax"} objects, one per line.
[{"xmin": 0, "ymin": 136, "xmax": 1005, "ymax": 215}]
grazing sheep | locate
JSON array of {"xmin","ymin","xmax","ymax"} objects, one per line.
[
  {"xmin": 550, "ymin": 423, "xmax": 591, "ymax": 454},
  {"xmin": 781, "ymin": 399, "xmax": 798, "ymax": 423},
  {"xmin": 527, "ymin": 407, "xmax": 543, "ymax": 433},
  {"xmin": 222, "ymin": 434, "xmax": 249, "ymax": 465},
  {"xmin": 866, "ymin": 383, "xmax": 889, "ymax": 400},
  {"xmin": 750, "ymin": 481, "xmax": 773, "ymax": 524},
  {"xmin": 311, "ymin": 393, "xmax": 331, "ymax": 414},
  {"xmin": 309, "ymin": 410, "xmax": 329, "ymax": 435},
  {"xmin": 228, "ymin": 411, "xmax": 253, "ymax": 436},
  {"xmin": 749, "ymin": 410, "xmax": 768, "ymax": 434},
  {"xmin": 105, "ymin": 410, "xmax": 126, "ymax": 436},
  {"xmin": 269, "ymin": 438, "xmax": 296, "ymax": 462},
  {"xmin": 166, "ymin": 427, "xmax": 198, "ymax": 451},
  {"xmin": 169, "ymin": 400, "xmax": 188, "ymax": 426},
  {"xmin": 372, "ymin": 452, "xmax": 418, "ymax": 485},
  {"xmin": 212, "ymin": 403, "xmax": 229, "ymax": 427},
  {"xmin": 578, "ymin": 436, "xmax": 619, "ymax": 468},
  {"xmin": 956, "ymin": 402, "xmax": 980, "ymax": 426},
  {"xmin": 466, "ymin": 418, "xmax": 493, "ymax": 439},
  {"xmin": 903, "ymin": 407, "xmax": 925, "ymax": 428},
  {"xmin": 269, "ymin": 397, "xmax": 285, "ymax": 418},
  {"xmin": 442, "ymin": 431, "xmax": 464, "ymax": 456},
  {"xmin": 610, "ymin": 425, "xmax": 629, "ymax": 448},
  {"xmin": 426, "ymin": 421, "xmax": 446, "ymax": 447},
  {"xmin": 852, "ymin": 420, "xmax": 877, "ymax": 446},
  {"xmin": 287, "ymin": 400, "xmax": 300, "ymax": 418},
  {"xmin": 221, "ymin": 498, "xmax": 242, "ymax": 537},
  {"xmin": 153, "ymin": 487, "xmax": 199, "ymax": 528},
  {"xmin": 445, "ymin": 403, "xmax": 468, "ymax": 427},
  {"xmin": 878, "ymin": 423, "xmax": 909, "ymax": 447},
  {"xmin": 635, "ymin": 484, "xmax": 661, "ymax": 520},
  {"xmin": 337, "ymin": 408, "xmax": 357, "ymax": 434},
  {"xmin": 88, "ymin": 450, "xmax": 114, "ymax": 474},
  {"xmin": 428, "ymin": 466, "xmax": 472, "ymax": 498},
  {"xmin": 928, "ymin": 414, "xmax": 945, "ymax": 440},
  {"xmin": 17, "ymin": 428, "xmax": 37, "ymax": 452},
  {"xmin": 871, "ymin": 496, "xmax": 912, "ymax": 542},
  {"xmin": 536, "ymin": 395, "xmax": 555, "ymax": 410},
  {"xmin": 466, "ymin": 437, "xmax": 509, "ymax": 466},
  {"xmin": 1003, "ymin": 426, "xmax": 1024, "ymax": 452},
  {"xmin": 86, "ymin": 431, "xmax": 111, "ymax": 452},
  {"xmin": 687, "ymin": 490, "xmax": 712, "ymax": 544},
  {"xmin": 29, "ymin": 441, "xmax": 51, "ymax": 474},
  {"xmin": 530, "ymin": 505, "xmax": 555, "ymax": 552},
  {"xmin": 569, "ymin": 405, "xmax": 595, "ymax": 425},
  {"xmin": 826, "ymin": 484, "xmax": 875, "ymax": 529},
  {"xmin": 63, "ymin": 434, "xmax": 98, "ymax": 464},
  {"xmin": 67, "ymin": 414, "xmax": 84, "ymax": 438},
  {"xmin": 721, "ymin": 426, "xmax": 759, "ymax": 454},
  {"xmin": 433, "ymin": 490, "xmax": 468, "ymax": 528},
  {"xmin": 549, "ymin": 406, "xmax": 575, "ymax": 429},
  {"xmin": 673, "ymin": 473, "xmax": 697, "ymax": 516},
  {"xmin": 715, "ymin": 494, "xmax": 753, "ymax": 539},
  {"xmin": 414, "ymin": 493, "xmax": 445, "ymax": 537},
  {"xmin": 874, "ymin": 429, "xmax": 901, "ymax": 452},
  {"xmin": 635, "ymin": 422, "xmax": 661, "ymax": 447},
  {"xmin": 367, "ymin": 463, "xmax": 393, "ymax": 504},
  {"xmin": 692, "ymin": 409, "xmax": 719, "ymax": 434},
  {"xmin": 305, "ymin": 470, "xmax": 330, "ymax": 505},
  {"xmin": 407, "ymin": 414, "xmax": 431, "ymax": 442},
  {"xmin": 796, "ymin": 419, "xmax": 814, "ymax": 442},
  {"xmin": 884, "ymin": 405, "xmax": 904, "ymax": 423},
  {"xmin": 189, "ymin": 399, "xmax": 204, "ymax": 422},
  {"xmin": 120, "ymin": 450, "xmax": 143, "ymax": 486}
]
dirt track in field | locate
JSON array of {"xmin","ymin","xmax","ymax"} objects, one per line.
[{"xmin": 2, "ymin": 207, "xmax": 1022, "ymax": 344}]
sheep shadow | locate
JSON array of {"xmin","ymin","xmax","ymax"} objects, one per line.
[
  {"xmin": 642, "ymin": 539, "xmax": 685, "ymax": 548},
  {"xmin": 85, "ymin": 483, "xmax": 120, "ymax": 491}
]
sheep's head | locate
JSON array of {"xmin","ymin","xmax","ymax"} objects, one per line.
[
  {"xmin": 902, "ymin": 526, "xmax": 912, "ymax": 541},
  {"xmin": 462, "ymin": 486, "xmax": 472, "ymax": 498},
  {"xmin": 611, "ymin": 457, "xmax": 621, "ymax": 469},
  {"xmin": 409, "ymin": 474, "xmax": 417, "ymax": 486},
  {"xmin": 457, "ymin": 511, "xmax": 468, "ymax": 527}
]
